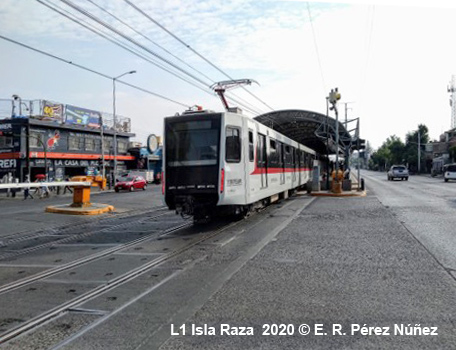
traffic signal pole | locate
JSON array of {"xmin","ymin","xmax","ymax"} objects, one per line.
[{"xmin": 357, "ymin": 120, "xmax": 361, "ymax": 191}]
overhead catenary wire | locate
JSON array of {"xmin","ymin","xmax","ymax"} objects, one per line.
[
  {"xmin": 37, "ymin": 0, "xmax": 215, "ymax": 97},
  {"xmin": 123, "ymin": 0, "xmax": 274, "ymax": 112},
  {"xmin": 84, "ymin": 0, "xmax": 216, "ymax": 85},
  {"xmin": 0, "ymin": 34, "xmax": 190, "ymax": 108},
  {"xmin": 41, "ymin": 0, "xmax": 263, "ymax": 116},
  {"xmin": 306, "ymin": 2, "xmax": 326, "ymax": 96},
  {"xmin": 57, "ymin": 0, "xmax": 213, "ymax": 89},
  {"xmin": 360, "ymin": 5, "xmax": 375, "ymax": 102}
]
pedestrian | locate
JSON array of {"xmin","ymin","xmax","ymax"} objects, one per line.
[
  {"xmin": 11, "ymin": 177, "xmax": 18, "ymax": 198},
  {"xmin": 63, "ymin": 176, "xmax": 73, "ymax": 194},
  {"xmin": 23, "ymin": 176, "xmax": 34, "ymax": 200},
  {"xmin": 40, "ymin": 181, "xmax": 50, "ymax": 199}
]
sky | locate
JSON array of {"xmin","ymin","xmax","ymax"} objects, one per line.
[{"xmin": 1, "ymin": 0, "xmax": 456, "ymax": 149}]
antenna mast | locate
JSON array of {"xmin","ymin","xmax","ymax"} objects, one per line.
[{"xmin": 448, "ymin": 75, "xmax": 456, "ymax": 129}]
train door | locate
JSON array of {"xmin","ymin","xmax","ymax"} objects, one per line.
[
  {"xmin": 292, "ymin": 147, "xmax": 297, "ymax": 186},
  {"xmin": 278, "ymin": 142, "xmax": 285, "ymax": 185},
  {"xmin": 298, "ymin": 150, "xmax": 302, "ymax": 185},
  {"xmin": 257, "ymin": 133, "xmax": 267, "ymax": 188},
  {"xmin": 247, "ymin": 127, "xmax": 256, "ymax": 200}
]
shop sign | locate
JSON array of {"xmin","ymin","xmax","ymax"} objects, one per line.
[
  {"xmin": 31, "ymin": 159, "xmax": 47, "ymax": 166},
  {"xmin": 54, "ymin": 159, "xmax": 99, "ymax": 167},
  {"xmin": 0, "ymin": 159, "xmax": 17, "ymax": 169},
  {"xmin": 0, "ymin": 124, "xmax": 12, "ymax": 132}
]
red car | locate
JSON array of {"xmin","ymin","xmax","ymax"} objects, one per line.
[{"xmin": 115, "ymin": 175, "xmax": 147, "ymax": 192}]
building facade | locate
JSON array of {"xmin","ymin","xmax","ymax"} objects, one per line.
[{"xmin": 0, "ymin": 100, "xmax": 135, "ymax": 182}]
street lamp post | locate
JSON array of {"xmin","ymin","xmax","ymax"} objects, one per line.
[
  {"xmin": 113, "ymin": 70, "xmax": 136, "ymax": 181},
  {"xmin": 417, "ymin": 129, "xmax": 421, "ymax": 174}
]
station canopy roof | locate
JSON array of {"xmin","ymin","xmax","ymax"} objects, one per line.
[{"xmin": 254, "ymin": 109, "xmax": 355, "ymax": 156}]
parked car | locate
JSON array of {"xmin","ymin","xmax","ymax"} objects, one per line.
[
  {"xmin": 115, "ymin": 175, "xmax": 147, "ymax": 192},
  {"xmin": 444, "ymin": 164, "xmax": 456, "ymax": 182},
  {"xmin": 387, "ymin": 165, "xmax": 409, "ymax": 181}
]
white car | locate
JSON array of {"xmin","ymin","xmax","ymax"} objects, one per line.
[
  {"xmin": 387, "ymin": 165, "xmax": 409, "ymax": 181},
  {"xmin": 444, "ymin": 164, "xmax": 456, "ymax": 182}
]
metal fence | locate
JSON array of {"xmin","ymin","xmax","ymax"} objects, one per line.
[{"xmin": 0, "ymin": 98, "xmax": 131, "ymax": 133}]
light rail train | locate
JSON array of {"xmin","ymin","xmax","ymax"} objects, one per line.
[{"xmin": 163, "ymin": 110, "xmax": 317, "ymax": 222}]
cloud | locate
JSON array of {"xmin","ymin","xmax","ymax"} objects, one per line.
[{"xmin": 1, "ymin": 0, "xmax": 456, "ymax": 149}]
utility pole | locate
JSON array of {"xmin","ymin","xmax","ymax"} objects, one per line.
[
  {"xmin": 100, "ymin": 115, "xmax": 105, "ymax": 189},
  {"xmin": 357, "ymin": 119, "xmax": 361, "ymax": 190},
  {"xmin": 418, "ymin": 129, "xmax": 421, "ymax": 174},
  {"xmin": 113, "ymin": 70, "xmax": 136, "ymax": 182},
  {"xmin": 342, "ymin": 102, "xmax": 354, "ymax": 125},
  {"xmin": 325, "ymin": 97, "xmax": 330, "ymax": 190},
  {"xmin": 329, "ymin": 88, "xmax": 341, "ymax": 191}
]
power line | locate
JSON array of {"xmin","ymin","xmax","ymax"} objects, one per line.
[
  {"xmin": 57, "ymin": 0, "xmax": 213, "ymax": 88},
  {"xmin": 306, "ymin": 2, "xmax": 326, "ymax": 95},
  {"xmin": 0, "ymin": 34, "xmax": 190, "ymax": 108},
  {"xmin": 37, "ymin": 0, "xmax": 214, "ymax": 96},
  {"xmin": 37, "ymin": 0, "xmax": 267, "ymax": 116},
  {"xmin": 84, "ymin": 0, "xmax": 216, "ymax": 85},
  {"xmin": 361, "ymin": 5, "xmax": 375, "ymax": 99},
  {"xmin": 123, "ymin": 0, "xmax": 274, "ymax": 112}
]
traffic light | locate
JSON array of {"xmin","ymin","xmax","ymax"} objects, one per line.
[
  {"xmin": 358, "ymin": 138, "xmax": 366, "ymax": 150},
  {"xmin": 329, "ymin": 88, "xmax": 341, "ymax": 105}
]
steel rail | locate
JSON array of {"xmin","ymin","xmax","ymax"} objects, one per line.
[
  {"xmin": 0, "ymin": 212, "xmax": 183, "ymax": 295},
  {"xmin": 0, "ymin": 219, "xmax": 241, "ymax": 345},
  {"xmin": 0, "ymin": 206, "xmax": 167, "ymax": 244},
  {"xmin": 0, "ymin": 208, "xmax": 171, "ymax": 260}
]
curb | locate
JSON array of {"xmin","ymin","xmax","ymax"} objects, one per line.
[
  {"xmin": 45, "ymin": 203, "xmax": 115, "ymax": 215},
  {"xmin": 311, "ymin": 190, "xmax": 367, "ymax": 197}
]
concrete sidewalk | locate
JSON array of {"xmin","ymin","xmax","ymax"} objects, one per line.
[{"xmin": 162, "ymin": 195, "xmax": 456, "ymax": 349}]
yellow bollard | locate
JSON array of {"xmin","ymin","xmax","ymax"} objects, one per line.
[{"xmin": 70, "ymin": 185, "xmax": 92, "ymax": 208}]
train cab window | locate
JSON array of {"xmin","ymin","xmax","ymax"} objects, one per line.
[
  {"xmin": 226, "ymin": 127, "xmax": 241, "ymax": 163},
  {"xmin": 248, "ymin": 130, "xmax": 254, "ymax": 162}
]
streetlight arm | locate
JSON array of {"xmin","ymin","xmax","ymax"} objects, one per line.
[{"xmin": 114, "ymin": 70, "xmax": 137, "ymax": 81}]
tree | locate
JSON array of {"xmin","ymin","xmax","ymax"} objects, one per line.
[
  {"xmin": 404, "ymin": 124, "xmax": 429, "ymax": 172},
  {"xmin": 385, "ymin": 135, "xmax": 405, "ymax": 165},
  {"xmin": 449, "ymin": 145, "xmax": 456, "ymax": 163}
]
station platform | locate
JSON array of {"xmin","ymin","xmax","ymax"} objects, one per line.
[{"xmin": 157, "ymin": 193, "xmax": 455, "ymax": 349}]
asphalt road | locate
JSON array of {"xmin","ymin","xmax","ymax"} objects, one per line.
[
  {"xmin": 2, "ymin": 173, "xmax": 456, "ymax": 349},
  {"xmin": 362, "ymin": 170, "xmax": 456, "ymax": 271},
  {"xmin": 0, "ymin": 185, "xmax": 164, "ymax": 238}
]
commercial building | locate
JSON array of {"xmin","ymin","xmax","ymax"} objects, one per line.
[
  {"xmin": 0, "ymin": 99, "xmax": 135, "ymax": 181},
  {"xmin": 429, "ymin": 128, "xmax": 456, "ymax": 175}
]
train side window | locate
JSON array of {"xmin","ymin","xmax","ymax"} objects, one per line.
[
  {"xmin": 248, "ymin": 130, "xmax": 254, "ymax": 162},
  {"xmin": 277, "ymin": 142, "xmax": 283, "ymax": 167},
  {"xmin": 226, "ymin": 127, "xmax": 241, "ymax": 163},
  {"xmin": 269, "ymin": 138, "xmax": 278, "ymax": 167},
  {"xmin": 270, "ymin": 139, "xmax": 276, "ymax": 150}
]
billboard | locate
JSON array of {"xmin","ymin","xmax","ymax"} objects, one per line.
[
  {"xmin": 42, "ymin": 101, "xmax": 64, "ymax": 122},
  {"xmin": 65, "ymin": 105, "xmax": 101, "ymax": 128}
]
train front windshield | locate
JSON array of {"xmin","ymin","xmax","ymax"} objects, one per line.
[{"xmin": 166, "ymin": 118, "xmax": 220, "ymax": 167}]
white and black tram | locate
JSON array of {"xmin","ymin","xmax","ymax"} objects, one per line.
[{"xmin": 163, "ymin": 109, "xmax": 316, "ymax": 222}]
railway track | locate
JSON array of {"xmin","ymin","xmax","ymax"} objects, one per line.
[
  {"xmin": 0, "ymin": 206, "xmax": 169, "ymax": 260},
  {"xmin": 0, "ymin": 206, "xmax": 167, "ymax": 243},
  {"xmin": 0, "ymin": 216, "xmax": 241, "ymax": 345}
]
